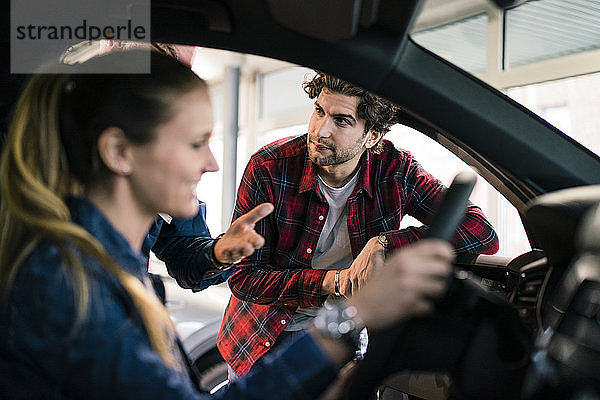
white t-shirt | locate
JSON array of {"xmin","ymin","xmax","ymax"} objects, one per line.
[{"xmin": 285, "ymin": 171, "xmax": 359, "ymax": 331}]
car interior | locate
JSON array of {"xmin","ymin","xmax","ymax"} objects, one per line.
[{"xmin": 4, "ymin": 0, "xmax": 600, "ymax": 398}]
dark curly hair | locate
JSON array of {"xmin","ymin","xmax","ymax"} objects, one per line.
[{"xmin": 303, "ymin": 71, "xmax": 401, "ymax": 153}]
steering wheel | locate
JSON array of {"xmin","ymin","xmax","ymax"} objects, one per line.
[
  {"xmin": 345, "ymin": 171, "xmax": 476, "ymax": 399},
  {"xmin": 345, "ymin": 171, "xmax": 531, "ymax": 400},
  {"xmin": 425, "ymin": 170, "xmax": 478, "ymax": 241}
]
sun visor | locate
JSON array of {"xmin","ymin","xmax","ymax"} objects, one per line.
[{"xmin": 265, "ymin": 0, "xmax": 423, "ymax": 42}]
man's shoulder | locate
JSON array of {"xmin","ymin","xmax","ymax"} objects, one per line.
[
  {"xmin": 374, "ymin": 139, "xmax": 414, "ymax": 166},
  {"xmin": 250, "ymin": 134, "xmax": 307, "ymax": 165}
]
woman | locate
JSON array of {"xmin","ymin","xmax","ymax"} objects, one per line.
[{"xmin": 0, "ymin": 50, "xmax": 453, "ymax": 399}]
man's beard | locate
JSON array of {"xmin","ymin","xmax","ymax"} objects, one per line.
[{"xmin": 308, "ymin": 134, "xmax": 366, "ymax": 166}]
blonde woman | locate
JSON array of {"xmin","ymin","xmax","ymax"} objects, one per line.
[{"xmin": 0, "ymin": 50, "xmax": 453, "ymax": 399}]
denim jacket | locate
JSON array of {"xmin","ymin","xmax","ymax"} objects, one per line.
[{"xmin": 0, "ymin": 197, "xmax": 337, "ymax": 399}]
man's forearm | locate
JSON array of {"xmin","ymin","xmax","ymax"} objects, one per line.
[
  {"xmin": 321, "ymin": 270, "xmax": 337, "ymax": 296},
  {"xmin": 228, "ymin": 264, "xmax": 328, "ymax": 307},
  {"xmin": 454, "ymin": 206, "xmax": 499, "ymax": 255},
  {"xmin": 385, "ymin": 225, "xmax": 428, "ymax": 252}
]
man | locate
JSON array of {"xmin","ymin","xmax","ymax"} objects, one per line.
[{"xmin": 217, "ymin": 71, "xmax": 499, "ymax": 378}]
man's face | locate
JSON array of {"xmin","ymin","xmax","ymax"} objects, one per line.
[{"xmin": 307, "ymin": 88, "xmax": 369, "ymax": 167}]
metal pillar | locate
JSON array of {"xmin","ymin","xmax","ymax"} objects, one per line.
[{"xmin": 221, "ymin": 65, "xmax": 240, "ymax": 230}]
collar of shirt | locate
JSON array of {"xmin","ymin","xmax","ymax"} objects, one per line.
[{"xmin": 297, "ymin": 135, "xmax": 373, "ymax": 199}]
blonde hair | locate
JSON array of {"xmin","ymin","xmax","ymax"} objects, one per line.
[{"xmin": 0, "ymin": 52, "xmax": 204, "ymax": 368}]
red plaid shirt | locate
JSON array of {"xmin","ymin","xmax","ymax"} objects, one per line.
[{"xmin": 217, "ymin": 134, "xmax": 498, "ymax": 375}]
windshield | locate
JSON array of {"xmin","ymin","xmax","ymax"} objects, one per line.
[{"xmin": 411, "ymin": 0, "xmax": 600, "ymax": 156}]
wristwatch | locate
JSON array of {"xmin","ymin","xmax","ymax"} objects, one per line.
[
  {"xmin": 313, "ymin": 298, "xmax": 364, "ymax": 357},
  {"xmin": 378, "ymin": 233, "xmax": 389, "ymax": 256},
  {"xmin": 334, "ymin": 270, "xmax": 342, "ymax": 297}
]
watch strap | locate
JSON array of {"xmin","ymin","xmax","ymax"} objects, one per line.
[
  {"xmin": 377, "ymin": 233, "xmax": 389, "ymax": 257},
  {"xmin": 334, "ymin": 270, "xmax": 342, "ymax": 297}
]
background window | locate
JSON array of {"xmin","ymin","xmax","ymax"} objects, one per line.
[
  {"xmin": 259, "ymin": 67, "xmax": 313, "ymax": 119},
  {"xmin": 387, "ymin": 126, "xmax": 531, "ymax": 257},
  {"xmin": 506, "ymin": 72, "xmax": 600, "ymax": 156},
  {"xmin": 505, "ymin": 0, "xmax": 600, "ymax": 69},
  {"xmin": 412, "ymin": 13, "xmax": 488, "ymax": 74}
]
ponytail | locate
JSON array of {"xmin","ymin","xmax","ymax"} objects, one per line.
[{"xmin": 0, "ymin": 74, "xmax": 73, "ymax": 294}]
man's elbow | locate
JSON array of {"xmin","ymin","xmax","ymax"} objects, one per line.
[
  {"xmin": 466, "ymin": 208, "xmax": 500, "ymax": 255},
  {"xmin": 471, "ymin": 223, "xmax": 500, "ymax": 255},
  {"xmin": 482, "ymin": 231, "xmax": 500, "ymax": 255}
]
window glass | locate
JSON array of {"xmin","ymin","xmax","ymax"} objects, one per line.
[
  {"xmin": 505, "ymin": 0, "xmax": 600, "ymax": 69},
  {"xmin": 258, "ymin": 124, "xmax": 307, "ymax": 148},
  {"xmin": 259, "ymin": 67, "xmax": 314, "ymax": 119},
  {"xmin": 387, "ymin": 125, "xmax": 531, "ymax": 257},
  {"xmin": 506, "ymin": 72, "xmax": 600, "ymax": 156},
  {"xmin": 196, "ymin": 140, "xmax": 224, "ymax": 233},
  {"xmin": 411, "ymin": 13, "xmax": 487, "ymax": 75},
  {"xmin": 410, "ymin": 0, "xmax": 600, "ymax": 152},
  {"xmin": 209, "ymin": 87, "xmax": 223, "ymax": 124},
  {"xmin": 412, "ymin": 0, "xmax": 600, "ymax": 73},
  {"xmin": 196, "ymin": 137, "xmax": 249, "ymax": 235}
]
